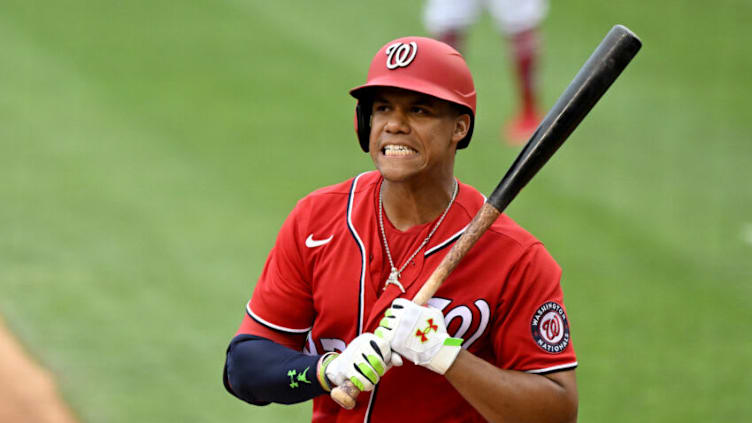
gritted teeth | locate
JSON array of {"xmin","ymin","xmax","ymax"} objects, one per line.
[{"xmin": 382, "ymin": 145, "xmax": 417, "ymax": 156}]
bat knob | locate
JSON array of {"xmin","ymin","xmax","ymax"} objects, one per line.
[{"xmin": 331, "ymin": 381, "xmax": 360, "ymax": 410}]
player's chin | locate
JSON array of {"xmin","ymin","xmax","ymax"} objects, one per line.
[{"xmin": 375, "ymin": 158, "xmax": 422, "ymax": 182}]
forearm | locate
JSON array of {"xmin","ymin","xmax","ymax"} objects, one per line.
[
  {"xmin": 445, "ymin": 349, "xmax": 578, "ymax": 423},
  {"xmin": 223, "ymin": 334, "xmax": 327, "ymax": 405}
]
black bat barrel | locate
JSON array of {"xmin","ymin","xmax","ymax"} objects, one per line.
[{"xmin": 487, "ymin": 24, "xmax": 642, "ymax": 212}]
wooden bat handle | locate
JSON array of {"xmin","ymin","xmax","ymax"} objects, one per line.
[
  {"xmin": 329, "ymin": 203, "xmax": 501, "ymax": 408},
  {"xmin": 331, "ymin": 381, "xmax": 359, "ymax": 410},
  {"xmin": 413, "ymin": 203, "xmax": 501, "ymax": 305}
]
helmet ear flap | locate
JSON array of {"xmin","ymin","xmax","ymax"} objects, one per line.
[{"xmin": 355, "ymin": 102, "xmax": 371, "ymax": 152}]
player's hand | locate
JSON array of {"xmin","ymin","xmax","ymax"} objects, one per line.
[
  {"xmin": 378, "ymin": 298, "xmax": 462, "ymax": 375},
  {"xmin": 319, "ymin": 333, "xmax": 401, "ymax": 393}
]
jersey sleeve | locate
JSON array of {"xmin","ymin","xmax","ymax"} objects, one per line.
[
  {"xmin": 491, "ymin": 242, "xmax": 577, "ymax": 374},
  {"xmin": 238, "ymin": 199, "xmax": 316, "ymax": 348}
]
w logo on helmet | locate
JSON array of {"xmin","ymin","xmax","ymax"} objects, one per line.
[{"xmin": 385, "ymin": 42, "xmax": 418, "ymax": 69}]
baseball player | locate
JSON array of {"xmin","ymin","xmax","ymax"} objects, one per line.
[
  {"xmin": 223, "ymin": 36, "xmax": 578, "ymax": 422},
  {"xmin": 423, "ymin": 0, "xmax": 548, "ymax": 145}
]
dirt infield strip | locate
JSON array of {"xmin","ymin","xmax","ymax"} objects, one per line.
[{"xmin": 0, "ymin": 316, "xmax": 79, "ymax": 423}]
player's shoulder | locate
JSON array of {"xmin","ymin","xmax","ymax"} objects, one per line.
[{"xmin": 492, "ymin": 214, "xmax": 542, "ymax": 248}]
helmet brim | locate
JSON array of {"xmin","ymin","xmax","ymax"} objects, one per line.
[{"xmin": 349, "ymin": 75, "xmax": 475, "ymax": 114}]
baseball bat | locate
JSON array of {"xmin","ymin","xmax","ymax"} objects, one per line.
[{"xmin": 331, "ymin": 24, "xmax": 642, "ymax": 410}]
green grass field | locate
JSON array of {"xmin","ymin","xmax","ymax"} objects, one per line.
[{"xmin": 1, "ymin": 1, "xmax": 750, "ymax": 421}]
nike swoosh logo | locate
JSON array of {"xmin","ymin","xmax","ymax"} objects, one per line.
[{"xmin": 305, "ymin": 234, "xmax": 333, "ymax": 248}]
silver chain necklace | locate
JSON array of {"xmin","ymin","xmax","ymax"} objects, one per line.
[{"xmin": 379, "ymin": 179, "xmax": 458, "ymax": 292}]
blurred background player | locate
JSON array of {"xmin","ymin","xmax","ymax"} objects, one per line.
[{"xmin": 423, "ymin": 0, "xmax": 548, "ymax": 145}]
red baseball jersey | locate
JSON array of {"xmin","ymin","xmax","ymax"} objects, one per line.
[{"xmin": 237, "ymin": 171, "xmax": 577, "ymax": 422}]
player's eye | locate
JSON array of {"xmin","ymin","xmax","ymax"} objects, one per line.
[{"xmin": 372, "ymin": 103, "xmax": 389, "ymax": 113}]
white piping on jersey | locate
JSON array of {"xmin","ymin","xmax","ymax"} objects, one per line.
[
  {"xmin": 364, "ymin": 384, "xmax": 377, "ymax": 423},
  {"xmin": 246, "ymin": 302, "xmax": 312, "ymax": 334},
  {"xmin": 346, "ymin": 172, "xmax": 369, "ymax": 336},
  {"xmin": 525, "ymin": 361, "xmax": 579, "ymax": 374},
  {"xmin": 422, "ymin": 193, "xmax": 487, "ymax": 257},
  {"xmin": 423, "ymin": 224, "xmax": 468, "ymax": 256}
]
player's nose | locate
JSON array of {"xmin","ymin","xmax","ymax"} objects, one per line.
[{"xmin": 384, "ymin": 108, "xmax": 410, "ymax": 134}]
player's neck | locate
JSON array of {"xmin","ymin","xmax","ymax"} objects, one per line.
[{"xmin": 380, "ymin": 175, "xmax": 456, "ymax": 232}]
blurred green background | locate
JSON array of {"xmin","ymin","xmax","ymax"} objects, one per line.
[{"xmin": 1, "ymin": 0, "xmax": 750, "ymax": 421}]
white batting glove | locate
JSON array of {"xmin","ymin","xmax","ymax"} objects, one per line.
[
  {"xmin": 377, "ymin": 298, "xmax": 462, "ymax": 375},
  {"xmin": 321, "ymin": 333, "xmax": 401, "ymax": 392}
]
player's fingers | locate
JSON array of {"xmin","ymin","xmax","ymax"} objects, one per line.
[
  {"xmin": 348, "ymin": 373, "xmax": 374, "ymax": 392},
  {"xmin": 391, "ymin": 352, "xmax": 403, "ymax": 367},
  {"xmin": 366, "ymin": 341, "xmax": 387, "ymax": 374},
  {"xmin": 357, "ymin": 357, "xmax": 382, "ymax": 384},
  {"xmin": 349, "ymin": 353, "xmax": 382, "ymax": 391},
  {"xmin": 391, "ymin": 298, "xmax": 410, "ymax": 309},
  {"xmin": 379, "ymin": 308, "xmax": 398, "ymax": 330},
  {"xmin": 375, "ymin": 326, "xmax": 388, "ymax": 339}
]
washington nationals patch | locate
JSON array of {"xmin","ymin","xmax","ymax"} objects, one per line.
[{"xmin": 531, "ymin": 302, "xmax": 570, "ymax": 354}]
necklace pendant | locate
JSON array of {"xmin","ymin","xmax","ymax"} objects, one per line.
[
  {"xmin": 384, "ymin": 268, "xmax": 406, "ymax": 293},
  {"xmin": 387, "ymin": 268, "xmax": 400, "ymax": 285}
]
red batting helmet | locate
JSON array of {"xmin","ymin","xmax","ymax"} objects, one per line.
[{"xmin": 349, "ymin": 36, "xmax": 477, "ymax": 152}]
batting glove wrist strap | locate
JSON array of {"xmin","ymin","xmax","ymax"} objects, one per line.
[
  {"xmin": 316, "ymin": 352, "xmax": 339, "ymax": 392},
  {"xmin": 379, "ymin": 298, "xmax": 463, "ymax": 375},
  {"xmin": 425, "ymin": 336, "xmax": 462, "ymax": 374}
]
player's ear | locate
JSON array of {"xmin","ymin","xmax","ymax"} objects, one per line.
[{"xmin": 451, "ymin": 113, "xmax": 471, "ymax": 144}]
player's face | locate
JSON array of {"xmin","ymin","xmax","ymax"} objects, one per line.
[{"xmin": 368, "ymin": 88, "xmax": 470, "ymax": 184}]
